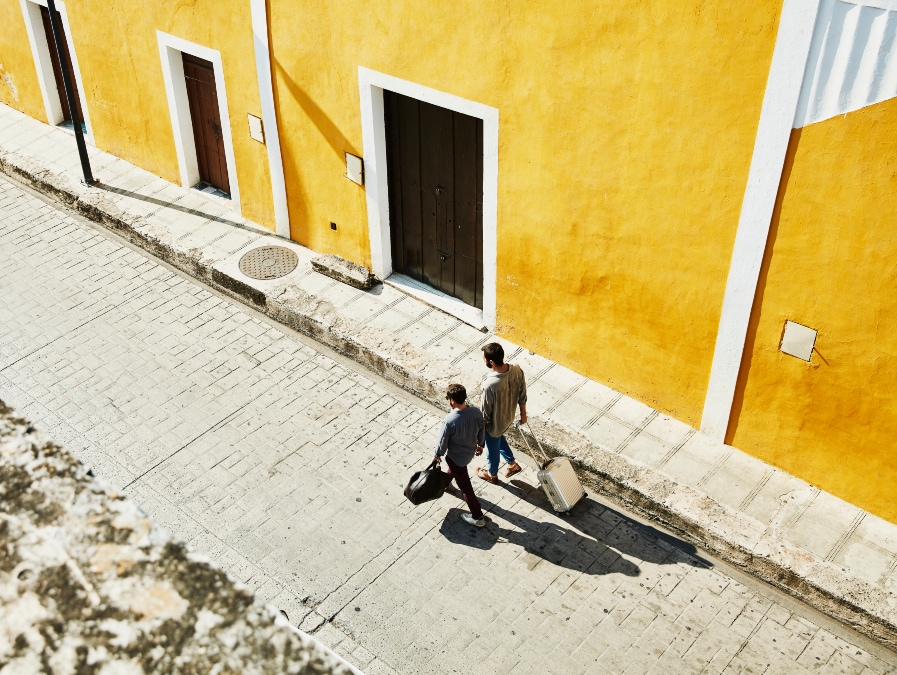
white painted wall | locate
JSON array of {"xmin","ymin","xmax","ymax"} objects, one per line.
[
  {"xmin": 357, "ymin": 67, "xmax": 499, "ymax": 329},
  {"xmin": 796, "ymin": 0, "xmax": 897, "ymax": 127}
]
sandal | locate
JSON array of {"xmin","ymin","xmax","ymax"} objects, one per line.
[
  {"xmin": 504, "ymin": 462, "xmax": 523, "ymax": 478},
  {"xmin": 476, "ymin": 467, "xmax": 498, "ymax": 484}
]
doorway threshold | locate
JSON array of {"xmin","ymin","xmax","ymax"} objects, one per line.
[
  {"xmin": 385, "ymin": 274, "xmax": 487, "ymax": 332},
  {"xmin": 192, "ymin": 182, "xmax": 230, "ymax": 200},
  {"xmin": 56, "ymin": 121, "xmax": 87, "ymax": 135}
]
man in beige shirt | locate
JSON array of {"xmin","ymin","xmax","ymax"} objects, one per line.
[{"xmin": 476, "ymin": 342, "xmax": 526, "ymax": 483}]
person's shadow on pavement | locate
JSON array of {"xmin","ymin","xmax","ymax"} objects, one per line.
[
  {"xmin": 438, "ymin": 477, "xmax": 708, "ymax": 576},
  {"xmin": 439, "ymin": 503, "xmax": 640, "ymax": 576}
]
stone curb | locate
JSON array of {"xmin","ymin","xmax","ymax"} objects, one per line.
[
  {"xmin": 2, "ymin": 148, "xmax": 895, "ymax": 652},
  {"xmin": 311, "ymin": 253, "xmax": 379, "ymax": 290}
]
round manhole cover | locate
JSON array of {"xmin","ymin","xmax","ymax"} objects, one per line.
[{"xmin": 238, "ymin": 246, "xmax": 298, "ymax": 280}]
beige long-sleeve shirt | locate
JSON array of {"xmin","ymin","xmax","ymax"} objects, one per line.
[{"xmin": 480, "ymin": 364, "xmax": 527, "ymax": 437}]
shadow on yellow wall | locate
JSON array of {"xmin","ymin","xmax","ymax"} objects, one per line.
[
  {"xmin": 272, "ymin": 57, "xmax": 357, "ymax": 244},
  {"xmin": 273, "ymin": 58, "xmax": 352, "ymax": 160}
]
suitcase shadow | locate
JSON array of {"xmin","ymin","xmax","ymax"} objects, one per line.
[
  {"xmin": 505, "ymin": 479, "xmax": 713, "ymax": 568},
  {"xmin": 438, "ymin": 505, "xmax": 640, "ymax": 576},
  {"xmin": 437, "ymin": 479, "xmax": 709, "ymax": 575},
  {"xmin": 503, "ymin": 478, "xmax": 708, "ymax": 567}
]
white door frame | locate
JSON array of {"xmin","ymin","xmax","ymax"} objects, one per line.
[
  {"xmin": 18, "ymin": 0, "xmax": 94, "ymax": 144},
  {"xmin": 358, "ymin": 66, "xmax": 499, "ymax": 328},
  {"xmin": 157, "ymin": 31, "xmax": 241, "ymax": 213}
]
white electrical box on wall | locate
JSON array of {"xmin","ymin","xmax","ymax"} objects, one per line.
[
  {"xmin": 345, "ymin": 152, "xmax": 364, "ymax": 185},
  {"xmin": 248, "ymin": 114, "xmax": 265, "ymax": 144},
  {"xmin": 780, "ymin": 320, "xmax": 817, "ymax": 361}
]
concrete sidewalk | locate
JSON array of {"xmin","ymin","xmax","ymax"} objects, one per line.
[{"xmin": 1, "ymin": 102, "xmax": 895, "ymax": 650}]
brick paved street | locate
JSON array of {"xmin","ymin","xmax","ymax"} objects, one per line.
[{"xmin": 1, "ymin": 173, "xmax": 895, "ymax": 675}]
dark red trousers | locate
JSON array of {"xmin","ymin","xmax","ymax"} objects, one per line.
[{"xmin": 445, "ymin": 457, "xmax": 483, "ymax": 520}]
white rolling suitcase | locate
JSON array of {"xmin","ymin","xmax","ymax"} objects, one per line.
[{"xmin": 516, "ymin": 423, "xmax": 587, "ymax": 514}]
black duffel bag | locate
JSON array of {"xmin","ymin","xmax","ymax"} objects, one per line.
[{"xmin": 404, "ymin": 459, "xmax": 453, "ymax": 505}]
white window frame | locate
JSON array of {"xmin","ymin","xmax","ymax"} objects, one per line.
[
  {"xmin": 156, "ymin": 31, "xmax": 241, "ymax": 213},
  {"xmin": 358, "ymin": 67, "xmax": 499, "ymax": 329},
  {"xmin": 18, "ymin": 0, "xmax": 94, "ymax": 144}
]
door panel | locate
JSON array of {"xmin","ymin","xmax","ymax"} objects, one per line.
[
  {"xmin": 418, "ymin": 100, "xmax": 447, "ymax": 290},
  {"xmin": 453, "ymin": 110, "xmax": 482, "ymax": 307},
  {"xmin": 384, "ymin": 93, "xmax": 405, "ymax": 274},
  {"xmin": 40, "ymin": 5, "xmax": 83, "ymax": 124},
  {"xmin": 183, "ymin": 53, "xmax": 229, "ymax": 194},
  {"xmin": 384, "ymin": 90, "xmax": 484, "ymax": 309},
  {"xmin": 395, "ymin": 93, "xmax": 423, "ymax": 279}
]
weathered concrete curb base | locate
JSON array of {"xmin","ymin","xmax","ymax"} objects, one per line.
[
  {"xmin": 0, "ymin": 398, "xmax": 358, "ymax": 674},
  {"xmin": 1, "ymin": 147, "xmax": 895, "ymax": 652}
]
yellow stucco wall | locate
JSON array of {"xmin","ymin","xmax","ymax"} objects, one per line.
[
  {"xmin": 0, "ymin": 0, "xmax": 47, "ymax": 120},
  {"xmin": 728, "ymin": 97, "xmax": 897, "ymax": 523},
  {"xmin": 2, "ymin": 0, "xmax": 275, "ymax": 229},
  {"xmin": 269, "ymin": 1, "xmax": 782, "ymax": 425},
  {"xmin": 70, "ymin": 0, "xmax": 275, "ymax": 228}
]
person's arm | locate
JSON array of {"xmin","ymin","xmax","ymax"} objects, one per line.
[
  {"xmin": 481, "ymin": 386, "xmax": 494, "ymax": 427},
  {"xmin": 475, "ymin": 411, "xmax": 485, "ymax": 455},
  {"xmin": 517, "ymin": 367, "xmax": 528, "ymax": 424},
  {"xmin": 434, "ymin": 420, "xmax": 450, "ymax": 462}
]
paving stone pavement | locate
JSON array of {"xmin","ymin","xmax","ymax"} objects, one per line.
[
  {"xmin": 3, "ymin": 102, "xmax": 897, "ymax": 649},
  {"xmin": 1, "ymin": 175, "xmax": 895, "ymax": 675}
]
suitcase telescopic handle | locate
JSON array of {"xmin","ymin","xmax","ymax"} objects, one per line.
[{"xmin": 514, "ymin": 421, "xmax": 550, "ymax": 467}]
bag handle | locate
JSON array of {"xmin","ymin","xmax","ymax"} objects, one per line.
[{"xmin": 514, "ymin": 421, "xmax": 550, "ymax": 467}]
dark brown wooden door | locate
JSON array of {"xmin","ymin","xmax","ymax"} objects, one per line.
[
  {"xmin": 384, "ymin": 90, "xmax": 483, "ymax": 309},
  {"xmin": 39, "ymin": 5, "xmax": 83, "ymax": 124},
  {"xmin": 183, "ymin": 53, "xmax": 229, "ymax": 194}
]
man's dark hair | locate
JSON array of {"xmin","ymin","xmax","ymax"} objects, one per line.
[
  {"xmin": 446, "ymin": 383, "xmax": 467, "ymax": 404},
  {"xmin": 481, "ymin": 342, "xmax": 504, "ymax": 366}
]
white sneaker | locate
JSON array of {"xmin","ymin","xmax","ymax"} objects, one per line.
[{"xmin": 462, "ymin": 513, "xmax": 486, "ymax": 528}]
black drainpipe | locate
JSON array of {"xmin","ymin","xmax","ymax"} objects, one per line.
[{"xmin": 45, "ymin": 0, "xmax": 93, "ymax": 185}]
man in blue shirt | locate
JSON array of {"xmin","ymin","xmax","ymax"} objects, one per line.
[{"xmin": 434, "ymin": 383, "xmax": 487, "ymax": 527}]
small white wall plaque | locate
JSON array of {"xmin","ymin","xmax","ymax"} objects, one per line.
[
  {"xmin": 248, "ymin": 114, "xmax": 265, "ymax": 144},
  {"xmin": 780, "ymin": 320, "xmax": 817, "ymax": 361},
  {"xmin": 345, "ymin": 152, "xmax": 364, "ymax": 185}
]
